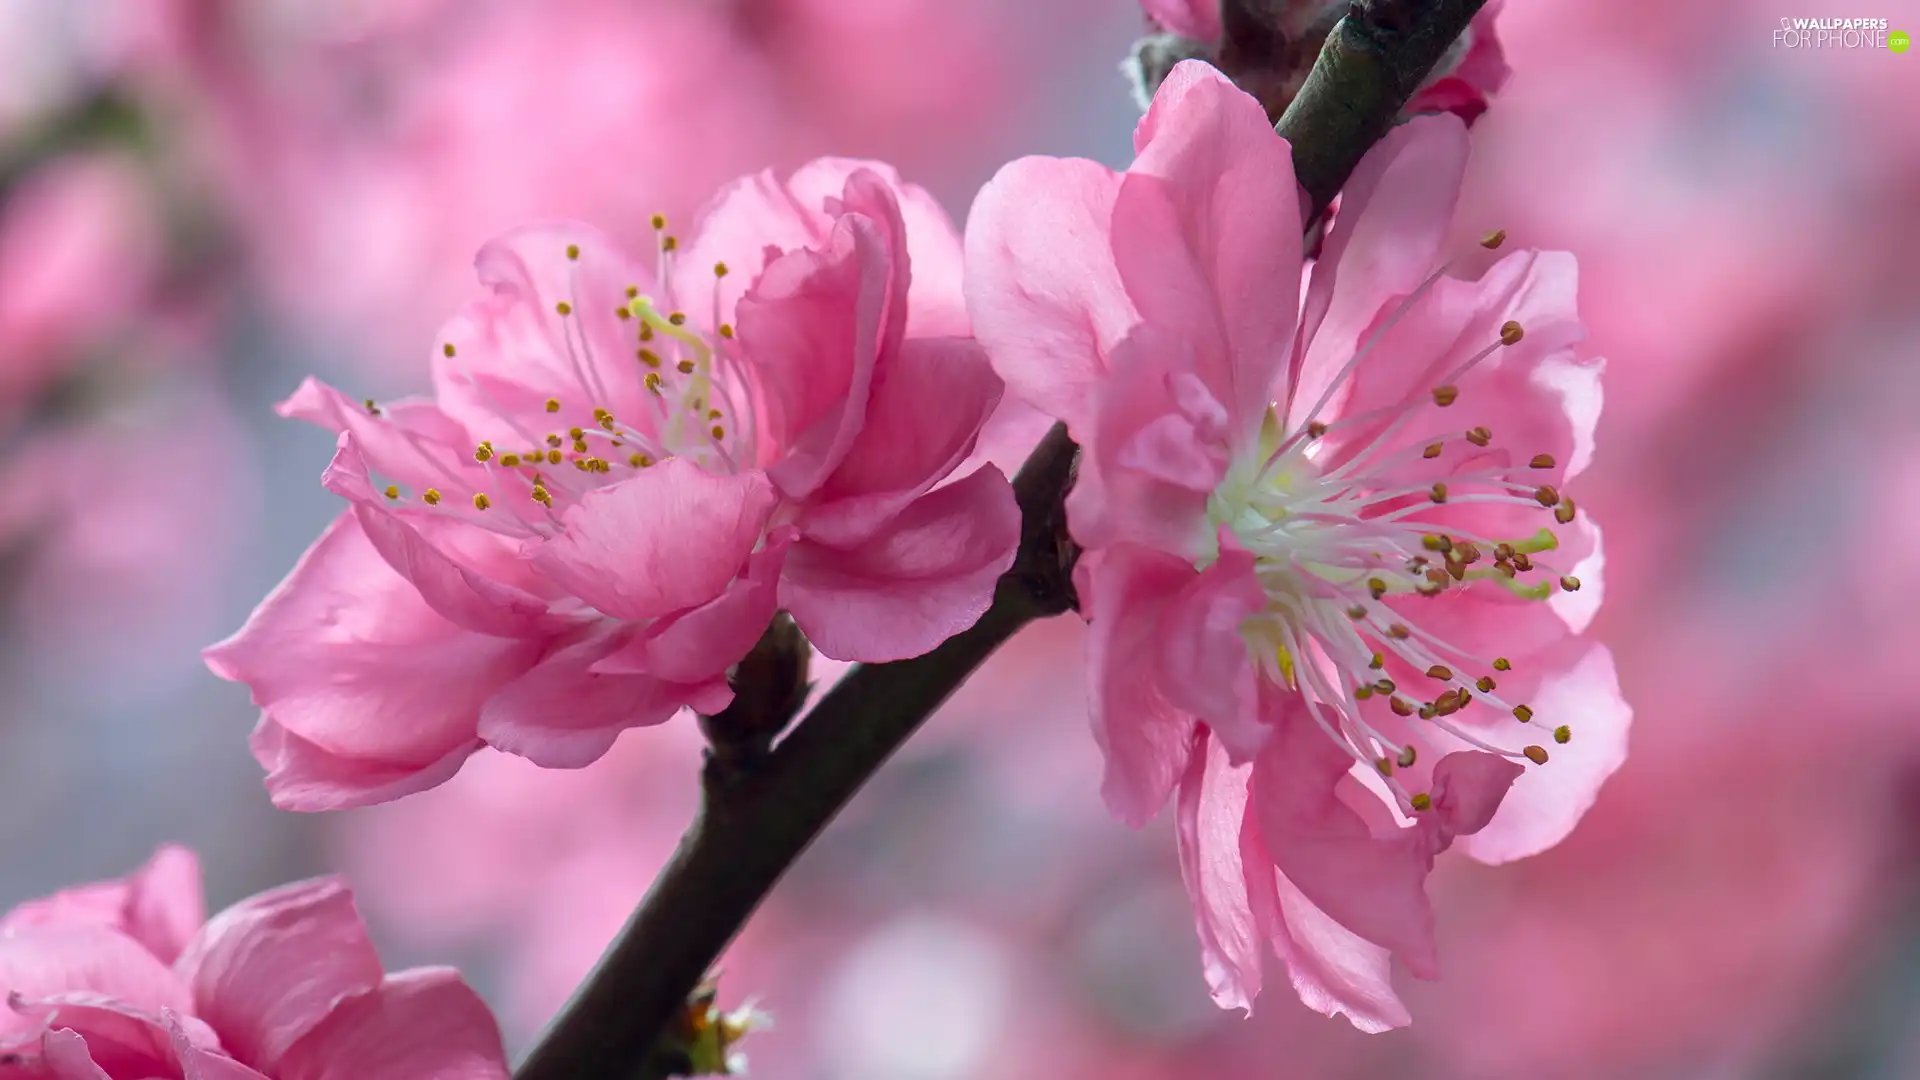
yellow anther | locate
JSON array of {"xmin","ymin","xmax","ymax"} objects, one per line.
[
  {"xmin": 546, "ymin": 434, "xmax": 564, "ymax": 448},
  {"xmin": 1555, "ymin": 498, "xmax": 1577, "ymax": 525},
  {"xmin": 568, "ymin": 426, "xmax": 585, "ymax": 440},
  {"xmin": 629, "ymin": 453, "xmax": 654, "ymax": 467},
  {"xmin": 1426, "ymin": 665, "xmax": 1453, "ymax": 681},
  {"xmin": 1466, "ymin": 426, "xmax": 1492, "ymax": 446},
  {"xmin": 1397, "ymin": 745, "xmax": 1417, "ymax": 768},
  {"xmin": 1388, "ymin": 623, "xmax": 1411, "ymax": 639},
  {"xmin": 1533, "ymin": 485, "xmax": 1560, "ymax": 507},
  {"xmin": 714, "ymin": 261, "xmax": 729, "ymax": 278},
  {"xmin": 1422, "ymin": 442, "xmax": 1443, "ymax": 459},
  {"xmin": 473, "ymin": 493, "xmax": 491, "ymax": 510},
  {"xmin": 1429, "ymin": 482, "xmax": 1448, "ymax": 503},
  {"xmin": 1500, "ymin": 320, "xmax": 1524, "ymax": 346},
  {"xmin": 1422, "ymin": 534, "xmax": 1452, "ymax": 552},
  {"xmin": 363, "ymin": 398, "xmax": 381, "ymax": 416},
  {"xmin": 640, "ymin": 323, "xmax": 655, "ymax": 341},
  {"xmin": 662, "ymin": 235, "xmax": 679, "ymax": 252},
  {"xmin": 645, "ymin": 372, "xmax": 664, "ymax": 394},
  {"xmin": 1553, "ymin": 725, "xmax": 1571, "ymax": 744},
  {"xmin": 545, "ymin": 398, "xmax": 562, "ymax": 413},
  {"xmin": 383, "ymin": 485, "xmax": 399, "ymax": 500},
  {"xmin": 1375, "ymin": 757, "xmax": 1393, "ymax": 776},
  {"xmin": 547, "ymin": 449, "xmax": 563, "ymax": 465},
  {"xmin": 1346, "ymin": 605, "xmax": 1368, "ymax": 620},
  {"xmin": 1432, "ymin": 385, "xmax": 1459, "ymax": 407},
  {"xmin": 566, "ymin": 244, "xmax": 581, "ymax": 260},
  {"xmin": 474, "ymin": 443, "xmax": 494, "ymax": 462},
  {"xmin": 678, "ymin": 360, "xmax": 696, "ymax": 374},
  {"xmin": 616, "ymin": 307, "xmax": 631, "ymax": 321},
  {"xmin": 709, "ymin": 425, "xmax": 725, "ymax": 440},
  {"xmin": 1512, "ymin": 703, "xmax": 1533, "ymax": 722},
  {"xmin": 650, "ymin": 214, "xmax": 667, "ymax": 230},
  {"xmin": 572, "ymin": 439, "xmax": 589, "ymax": 454},
  {"xmin": 1559, "ymin": 575, "xmax": 1581, "ymax": 592},
  {"xmin": 500, "ymin": 453, "xmax": 521, "ymax": 467},
  {"xmin": 530, "ymin": 485, "xmax": 552, "ymax": 508},
  {"xmin": 1374, "ymin": 679, "xmax": 1396, "ymax": 695},
  {"xmin": 1480, "ymin": 228, "xmax": 1507, "ymax": 249},
  {"xmin": 1476, "ymin": 676, "xmax": 1497, "ymax": 692},
  {"xmin": 422, "ymin": 488, "xmax": 442, "ymax": 505},
  {"xmin": 1369, "ymin": 652, "xmax": 1384, "ymax": 669},
  {"xmin": 1389, "ymin": 696, "xmax": 1414, "ymax": 716},
  {"xmin": 442, "ymin": 343, "xmax": 457, "ymax": 358},
  {"xmin": 1357, "ymin": 686, "xmax": 1375, "ymax": 701},
  {"xmin": 1410, "ymin": 793, "xmax": 1432, "ymax": 812},
  {"xmin": 1307, "ymin": 421, "xmax": 1329, "ymax": 438},
  {"xmin": 1522, "ymin": 745, "xmax": 1549, "ymax": 765},
  {"xmin": 1368, "ymin": 576, "xmax": 1387, "ymax": 599},
  {"xmin": 555, "ymin": 301, "xmax": 573, "ymax": 316},
  {"xmin": 1492, "ymin": 657, "xmax": 1512, "ymax": 671},
  {"xmin": 707, "ymin": 409, "xmax": 723, "ymax": 420},
  {"xmin": 668, "ymin": 312, "xmax": 687, "ymax": 326},
  {"xmin": 719, "ymin": 324, "xmax": 735, "ymax": 339},
  {"xmin": 1529, "ymin": 453, "xmax": 1556, "ymax": 470},
  {"xmin": 639, "ymin": 348, "xmax": 661, "ymax": 367}
]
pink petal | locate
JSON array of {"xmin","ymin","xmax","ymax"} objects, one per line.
[
  {"xmin": 739, "ymin": 214, "xmax": 892, "ymax": 498},
  {"xmin": 0, "ymin": 848, "xmax": 204, "ymax": 968},
  {"xmin": 622, "ymin": 528, "xmax": 794, "ymax": 685},
  {"xmin": 1291, "ymin": 114, "xmax": 1469, "ymax": 428},
  {"xmin": 1156, "ymin": 543, "xmax": 1269, "ymax": 762},
  {"xmin": 249, "ymin": 717, "xmax": 481, "ymax": 813},
  {"xmin": 1173, "ymin": 731, "xmax": 1263, "ymax": 1012},
  {"xmin": 38, "ymin": 1029, "xmax": 112, "ymax": 1080},
  {"xmin": 1248, "ymin": 695, "xmax": 1441, "ymax": 977},
  {"xmin": 431, "ymin": 222, "xmax": 660, "ymax": 438},
  {"xmin": 1424, "ymin": 750, "xmax": 1525, "ymax": 850},
  {"xmin": 205, "ymin": 513, "xmax": 546, "ymax": 773},
  {"xmin": 1268, "ymin": 870, "xmax": 1411, "ymax": 1032},
  {"xmin": 276, "ymin": 378, "xmax": 475, "ymax": 494},
  {"xmin": 963, "ymin": 155, "xmax": 1135, "ymax": 431},
  {"xmin": 166, "ymin": 1012, "xmax": 273, "ymax": 1080},
  {"xmin": 800, "ymin": 335, "xmax": 1005, "ymax": 548},
  {"xmin": 276, "ymin": 969, "xmax": 509, "ymax": 1080},
  {"xmin": 477, "ymin": 628, "xmax": 688, "ymax": 769},
  {"xmin": 1074, "ymin": 544, "xmax": 1203, "ymax": 827},
  {"xmin": 1456, "ymin": 642, "xmax": 1630, "ymax": 864},
  {"xmin": 781, "ymin": 465, "xmax": 1018, "ymax": 662},
  {"xmin": 1120, "ymin": 60, "xmax": 1301, "ymax": 444},
  {"xmin": 1142, "ymin": 0, "xmax": 1222, "ymax": 40},
  {"xmin": 527, "ymin": 460, "xmax": 777, "ymax": 622},
  {"xmin": 679, "ymin": 158, "xmax": 969, "ymax": 340},
  {"xmin": 1065, "ymin": 325, "xmax": 1223, "ymax": 558},
  {"xmin": 175, "ymin": 877, "xmax": 385, "ymax": 1075},
  {"xmin": 0, "ymin": 926, "xmax": 192, "ymax": 1042}
]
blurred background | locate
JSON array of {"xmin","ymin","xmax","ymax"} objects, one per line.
[{"xmin": 2, "ymin": 1, "xmax": 1917, "ymax": 1078}]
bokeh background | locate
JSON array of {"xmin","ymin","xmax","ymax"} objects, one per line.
[{"xmin": 3, "ymin": 1, "xmax": 1918, "ymax": 1078}]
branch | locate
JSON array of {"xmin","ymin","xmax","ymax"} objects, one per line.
[{"xmin": 513, "ymin": 4, "xmax": 1488, "ymax": 1074}]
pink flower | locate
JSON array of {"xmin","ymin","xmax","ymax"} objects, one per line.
[
  {"xmin": 1139, "ymin": 1, "xmax": 1509, "ymax": 124},
  {"xmin": 964, "ymin": 60, "xmax": 1628, "ymax": 1026},
  {"xmin": 206, "ymin": 158, "xmax": 1018, "ymax": 810},
  {"xmin": 0, "ymin": 846, "xmax": 508, "ymax": 1080}
]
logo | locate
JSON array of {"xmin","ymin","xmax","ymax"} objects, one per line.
[{"xmin": 1772, "ymin": 16, "xmax": 1898, "ymax": 48}]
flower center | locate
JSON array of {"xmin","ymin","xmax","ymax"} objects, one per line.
[
  {"xmin": 1214, "ymin": 240, "xmax": 1582, "ymax": 813},
  {"xmin": 360, "ymin": 216, "xmax": 761, "ymax": 540}
]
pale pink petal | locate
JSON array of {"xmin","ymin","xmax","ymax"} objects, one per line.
[
  {"xmin": 276, "ymin": 379, "xmax": 475, "ymax": 493},
  {"xmin": 1249, "ymin": 701, "xmax": 1440, "ymax": 977},
  {"xmin": 176, "ymin": 877, "xmax": 385, "ymax": 1075},
  {"xmin": 1156, "ymin": 544, "xmax": 1269, "ymax": 762},
  {"xmin": 963, "ymin": 156, "xmax": 1136, "ymax": 431},
  {"xmin": 1120, "ymin": 60, "xmax": 1301, "ymax": 442},
  {"xmin": 205, "ymin": 513, "xmax": 546, "ymax": 772},
  {"xmin": 431, "ymin": 222, "xmax": 660, "ymax": 437},
  {"xmin": 679, "ymin": 158, "xmax": 968, "ymax": 339},
  {"xmin": 1074, "ymin": 544, "xmax": 1203, "ymax": 827},
  {"xmin": 276, "ymin": 969, "xmax": 509, "ymax": 1080},
  {"xmin": 0, "ymin": 927, "xmax": 192, "ymax": 1040},
  {"xmin": 0, "ymin": 848, "xmax": 202, "ymax": 968},
  {"xmin": 782, "ymin": 466, "xmax": 1018, "ymax": 662},
  {"xmin": 738, "ymin": 214, "xmax": 891, "ymax": 497},
  {"xmin": 1268, "ymin": 870, "xmax": 1411, "ymax": 1032},
  {"xmin": 477, "ymin": 628, "xmax": 687, "ymax": 769},
  {"xmin": 1142, "ymin": 0, "xmax": 1221, "ymax": 40},
  {"xmin": 799, "ymin": 336, "xmax": 1005, "ymax": 548},
  {"xmin": 622, "ymin": 528, "xmax": 794, "ymax": 685},
  {"xmin": 527, "ymin": 460, "xmax": 777, "ymax": 622},
  {"xmin": 249, "ymin": 717, "xmax": 481, "ymax": 813},
  {"xmin": 1457, "ymin": 642, "xmax": 1630, "ymax": 864},
  {"xmin": 1291, "ymin": 114, "xmax": 1470, "ymax": 428},
  {"xmin": 1173, "ymin": 732, "xmax": 1263, "ymax": 1012},
  {"xmin": 166, "ymin": 1012, "xmax": 273, "ymax": 1080},
  {"xmin": 1425, "ymin": 750, "xmax": 1525, "ymax": 850},
  {"xmin": 38, "ymin": 1029, "xmax": 112, "ymax": 1080}
]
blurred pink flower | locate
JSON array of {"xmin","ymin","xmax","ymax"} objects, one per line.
[
  {"xmin": 964, "ymin": 60, "xmax": 1627, "ymax": 1025},
  {"xmin": 0, "ymin": 846, "xmax": 508, "ymax": 1080},
  {"xmin": 0, "ymin": 151, "xmax": 161, "ymax": 414},
  {"xmin": 206, "ymin": 158, "xmax": 1016, "ymax": 810}
]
